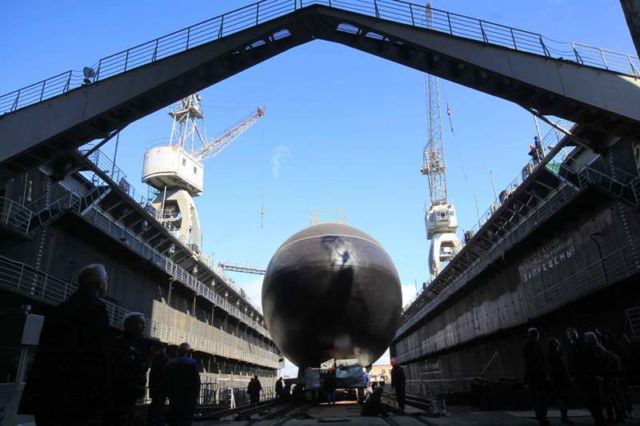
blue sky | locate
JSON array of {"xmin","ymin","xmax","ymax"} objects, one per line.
[{"xmin": 1, "ymin": 1, "xmax": 635, "ymax": 372}]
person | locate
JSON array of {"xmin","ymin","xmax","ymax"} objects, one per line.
[
  {"xmin": 534, "ymin": 135, "xmax": 545, "ymax": 160},
  {"xmin": 522, "ymin": 328, "xmax": 550, "ymax": 426},
  {"xmin": 528, "ymin": 144, "xmax": 541, "ymax": 164},
  {"xmin": 283, "ymin": 382, "xmax": 292, "ymax": 400},
  {"xmin": 323, "ymin": 367, "xmax": 337, "ymax": 406},
  {"xmin": 574, "ymin": 332, "xmax": 606, "ymax": 426},
  {"xmin": 547, "ymin": 338, "xmax": 573, "ymax": 424},
  {"xmin": 361, "ymin": 382, "xmax": 385, "ymax": 417},
  {"xmin": 165, "ymin": 342, "xmax": 201, "ymax": 426},
  {"xmin": 248, "ymin": 375, "xmax": 263, "ymax": 404},
  {"xmin": 390, "ymin": 358, "xmax": 406, "ymax": 413},
  {"xmin": 601, "ymin": 342, "xmax": 626, "ymax": 423},
  {"xmin": 19, "ymin": 264, "xmax": 111, "ymax": 426},
  {"xmin": 602, "ymin": 331, "xmax": 633, "ymax": 419},
  {"xmin": 275, "ymin": 377, "xmax": 284, "ymax": 399},
  {"xmin": 105, "ymin": 312, "xmax": 148, "ymax": 425},
  {"xmin": 362, "ymin": 368, "xmax": 371, "ymax": 400},
  {"xmin": 148, "ymin": 342, "xmax": 170, "ymax": 426}
]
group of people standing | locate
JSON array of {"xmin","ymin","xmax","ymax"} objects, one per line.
[
  {"xmin": 523, "ymin": 326, "xmax": 633, "ymax": 426},
  {"xmin": 18, "ymin": 264, "xmax": 201, "ymax": 426}
]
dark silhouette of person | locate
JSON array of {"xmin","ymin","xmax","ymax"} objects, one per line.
[
  {"xmin": 323, "ymin": 367, "xmax": 337, "ymax": 406},
  {"xmin": 390, "ymin": 358, "xmax": 406, "ymax": 413},
  {"xmin": 248, "ymin": 375, "xmax": 263, "ymax": 404},
  {"xmin": 165, "ymin": 342, "xmax": 201, "ymax": 426},
  {"xmin": 528, "ymin": 144, "xmax": 540, "ymax": 164},
  {"xmin": 601, "ymin": 330, "xmax": 633, "ymax": 419},
  {"xmin": 105, "ymin": 312, "xmax": 148, "ymax": 425},
  {"xmin": 601, "ymin": 342, "xmax": 626, "ymax": 423},
  {"xmin": 534, "ymin": 136, "xmax": 545, "ymax": 160},
  {"xmin": 573, "ymin": 332, "xmax": 606, "ymax": 426},
  {"xmin": 283, "ymin": 382, "xmax": 292, "ymax": 400},
  {"xmin": 361, "ymin": 382, "xmax": 385, "ymax": 417},
  {"xmin": 522, "ymin": 327, "xmax": 550, "ymax": 426},
  {"xmin": 148, "ymin": 343, "xmax": 169, "ymax": 426},
  {"xmin": 547, "ymin": 338, "xmax": 573, "ymax": 424},
  {"xmin": 275, "ymin": 377, "xmax": 284, "ymax": 399},
  {"xmin": 19, "ymin": 264, "xmax": 111, "ymax": 426}
]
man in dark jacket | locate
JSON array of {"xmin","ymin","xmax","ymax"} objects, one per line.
[
  {"xmin": 165, "ymin": 343, "xmax": 201, "ymax": 426},
  {"xmin": 361, "ymin": 382, "xmax": 385, "ymax": 417},
  {"xmin": 148, "ymin": 343, "xmax": 170, "ymax": 426},
  {"xmin": 523, "ymin": 327, "xmax": 550, "ymax": 426},
  {"xmin": 19, "ymin": 264, "xmax": 111, "ymax": 426},
  {"xmin": 390, "ymin": 358, "xmax": 406, "ymax": 413},
  {"xmin": 248, "ymin": 375, "xmax": 263, "ymax": 404},
  {"xmin": 105, "ymin": 312, "xmax": 148, "ymax": 426},
  {"xmin": 275, "ymin": 377, "xmax": 284, "ymax": 399}
]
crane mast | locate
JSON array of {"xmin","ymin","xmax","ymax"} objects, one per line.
[{"xmin": 421, "ymin": 76, "xmax": 447, "ymax": 205}]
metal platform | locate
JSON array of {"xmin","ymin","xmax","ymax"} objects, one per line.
[{"xmin": 2, "ymin": 0, "xmax": 640, "ymax": 178}]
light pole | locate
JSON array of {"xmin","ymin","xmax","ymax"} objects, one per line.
[
  {"xmin": 192, "ymin": 264, "xmax": 198, "ymax": 316},
  {"xmin": 167, "ymin": 244, "xmax": 176, "ymax": 305}
]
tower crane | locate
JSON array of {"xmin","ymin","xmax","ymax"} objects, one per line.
[
  {"xmin": 421, "ymin": 75, "xmax": 461, "ymax": 278},
  {"xmin": 142, "ymin": 94, "xmax": 264, "ymax": 252},
  {"xmin": 420, "ymin": 2, "xmax": 461, "ymax": 278}
]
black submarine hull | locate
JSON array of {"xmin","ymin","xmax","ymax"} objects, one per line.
[{"xmin": 262, "ymin": 223, "xmax": 402, "ymax": 367}]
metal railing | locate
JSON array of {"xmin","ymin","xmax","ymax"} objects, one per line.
[
  {"xmin": 80, "ymin": 148, "xmax": 256, "ymax": 309},
  {"xmin": 465, "ymin": 120, "xmax": 574, "ymax": 236},
  {"xmin": 1, "ymin": 0, "xmax": 637, "ymax": 115},
  {"xmin": 400, "ymin": 120, "xmax": 575, "ymax": 321},
  {"xmin": 0, "ymin": 253, "xmax": 128, "ymax": 327},
  {"xmin": 396, "ymin": 183, "xmax": 580, "ymax": 351},
  {"xmin": 0, "ymin": 179, "xmax": 273, "ymax": 342},
  {"xmin": 625, "ymin": 306, "xmax": 640, "ymax": 338},
  {"xmin": 0, "ymin": 197, "xmax": 33, "ymax": 234},
  {"xmin": 0, "ymin": 252, "xmax": 281, "ymax": 368},
  {"xmin": 81, "ymin": 206, "xmax": 273, "ymax": 339}
]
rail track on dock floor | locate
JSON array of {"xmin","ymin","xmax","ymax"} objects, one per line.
[{"xmin": 194, "ymin": 399, "xmax": 312, "ymax": 424}]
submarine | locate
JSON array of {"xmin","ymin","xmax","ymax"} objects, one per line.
[{"xmin": 261, "ymin": 223, "xmax": 402, "ymax": 367}]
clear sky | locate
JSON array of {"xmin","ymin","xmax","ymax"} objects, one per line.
[{"xmin": 1, "ymin": 1, "xmax": 635, "ymax": 375}]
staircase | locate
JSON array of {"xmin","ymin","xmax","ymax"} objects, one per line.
[
  {"xmin": 0, "ymin": 186, "xmax": 113, "ymax": 236},
  {"xmin": 625, "ymin": 306, "xmax": 640, "ymax": 339},
  {"xmin": 553, "ymin": 162, "xmax": 640, "ymax": 207}
]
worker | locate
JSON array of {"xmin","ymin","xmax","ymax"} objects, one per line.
[
  {"xmin": 106, "ymin": 312, "xmax": 149, "ymax": 426},
  {"xmin": 323, "ymin": 367, "xmax": 337, "ymax": 406},
  {"xmin": 19, "ymin": 264, "xmax": 111, "ymax": 426},
  {"xmin": 165, "ymin": 342, "xmax": 201, "ymax": 426},
  {"xmin": 523, "ymin": 327, "xmax": 550, "ymax": 426},
  {"xmin": 148, "ymin": 342, "xmax": 170, "ymax": 426},
  {"xmin": 390, "ymin": 358, "xmax": 406, "ymax": 413},
  {"xmin": 528, "ymin": 144, "xmax": 541, "ymax": 164},
  {"xmin": 275, "ymin": 377, "xmax": 284, "ymax": 399},
  {"xmin": 363, "ymin": 368, "xmax": 371, "ymax": 399},
  {"xmin": 534, "ymin": 135, "xmax": 545, "ymax": 160},
  {"xmin": 361, "ymin": 382, "xmax": 385, "ymax": 417},
  {"xmin": 248, "ymin": 375, "xmax": 263, "ymax": 404},
  {"xmin": 547, "ymin": 337, "xmax": 572, "ymax": 424}
]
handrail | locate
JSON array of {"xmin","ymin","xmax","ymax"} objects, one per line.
[
  {"xmin": 0, "ymin": 252, "xmax": 280, "ymax": 368},
  {"xmin": 1, "ymin": 0, "xmax": 637, "ymax": 115},
  {"xmin": 0, "ymin": 196, "xmax": 33, "ymax": 234}
]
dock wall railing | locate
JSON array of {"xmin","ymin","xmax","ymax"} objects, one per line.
[
  {"xmin": 1, "ymin": 0, "xmax": 637, "ymax": 115},
  {"xmin": 0, "ymin": 253, "xmax": 281, "ymax": 369}
]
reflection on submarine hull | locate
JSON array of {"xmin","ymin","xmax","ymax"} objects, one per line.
[{"xmin": 261, "ymin": 223, "xmax": 402, "ymax": 367}]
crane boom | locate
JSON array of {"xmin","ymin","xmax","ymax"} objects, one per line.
[{"xmin": 195, "ymin": 106, "xmax": 265, "ymax": 161}]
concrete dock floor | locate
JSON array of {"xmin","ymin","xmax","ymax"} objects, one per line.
[{"xmin": 202, "ymin": 401, "xmax": 640, "ymax": 425}]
